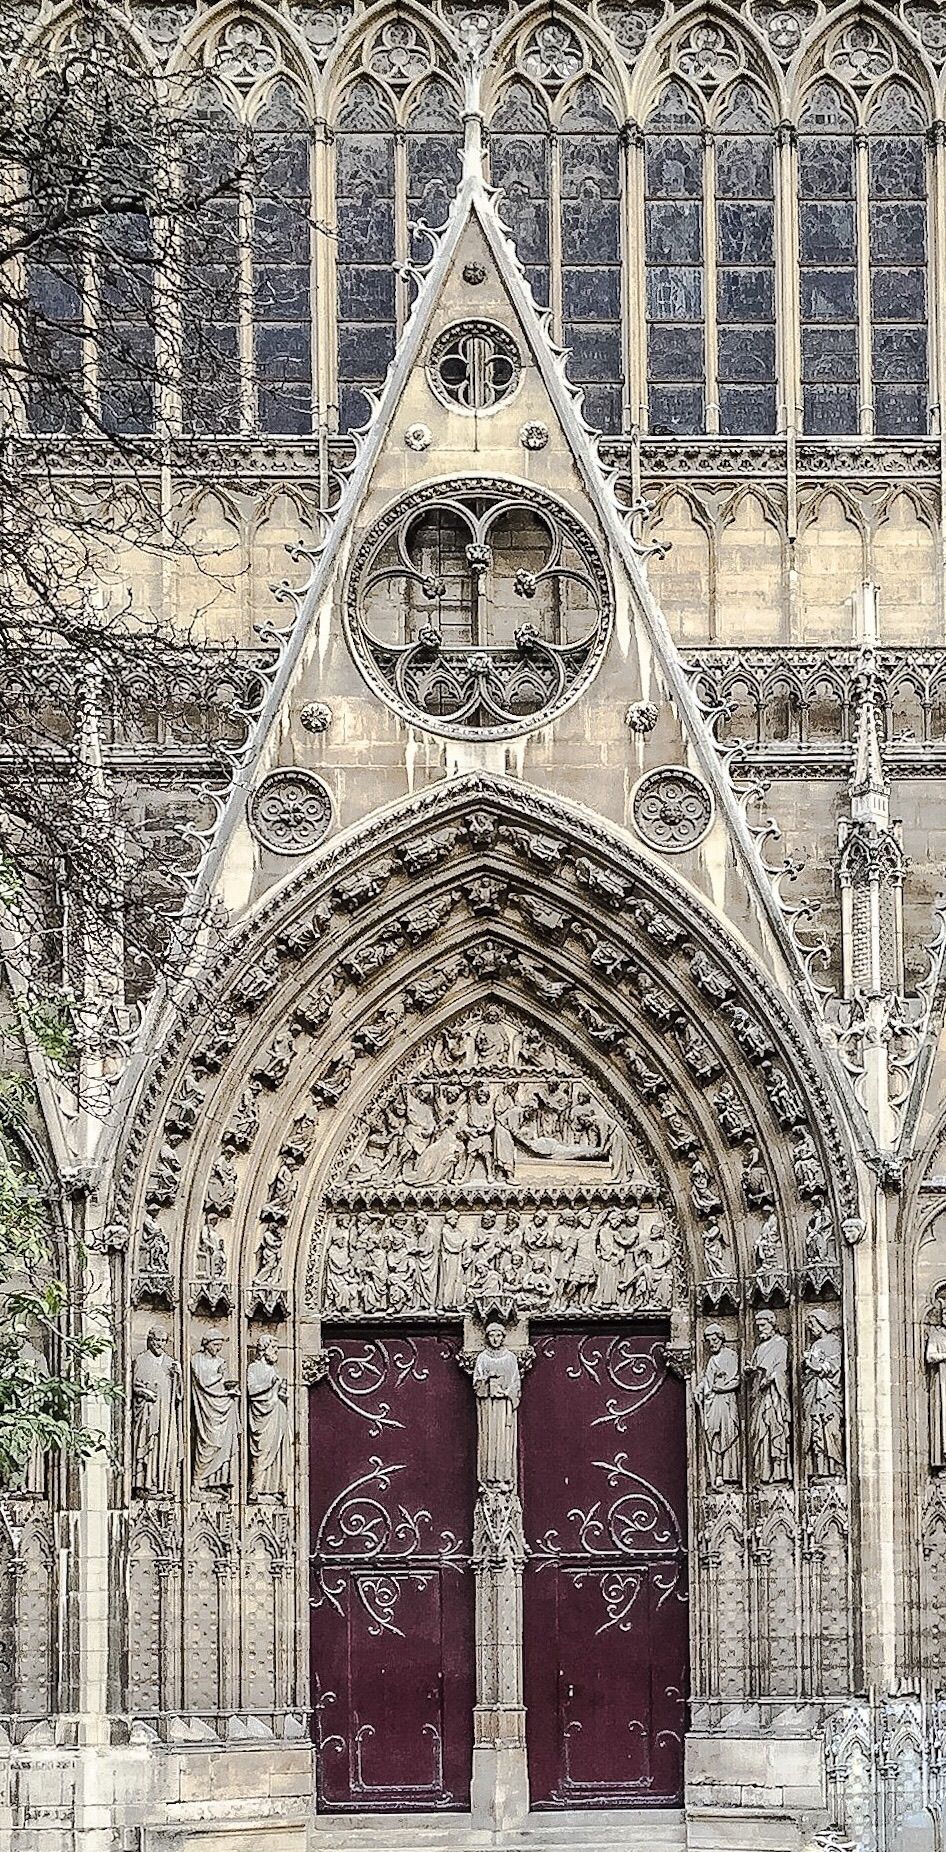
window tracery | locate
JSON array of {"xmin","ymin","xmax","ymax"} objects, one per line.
[{"xmin": 345, "ymin": 481, "xmax": 612, "ymax": 735}]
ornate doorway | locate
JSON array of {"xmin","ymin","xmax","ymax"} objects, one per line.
[
  {"xmin": 309, "ymin": 1330, "xmax": 476, "ymax": 1811},
  {"xmin": 521, "ymin": 1326, "xmax": 688, "ymax": 1808}
]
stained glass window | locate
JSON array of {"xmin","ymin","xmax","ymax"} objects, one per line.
[
  {"xmin": 489, "ymin": 81, "xmax": 552, "ymax": 311},
  {"xmin": 489, "ymin": 76, "xmax": 624, "ymax": 433},
  {"xmin": 715, "ymin": 84, "xmax": 776, "ymax": 436},
  {"xmin": 253, "ymin": 84, "xmax": 312, "ymax": 435},
  {"xmin": 560, "ymin": 81, "xmax": 624, "ymax": 434},
  {"xmin": 335, "ymin": 74, "xmax": 462, "ymax": 431},
  {"xmin": 868, "ymin": 83, "xmax": 928, "ymax": 437},
  {"xmin": 798, "ymin": 82, "xmax": 858, "ymax": 436},
  {"xmin": 181, "ymin": 89, "xmax": 243, "ymax": 434},
  {"xmin": 645, "ymin": 82, "xmax": 705, "ymax": 435}
]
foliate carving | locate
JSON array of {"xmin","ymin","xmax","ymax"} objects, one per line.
[
  {"xmin": 802, "ymin": 1309, "xmax": 844, "ymax": 1479},
  {"xmin": 695, "ymin": 1325, "xmax": 741, "ymax": 1487},
  {"xmin": 132, "ymin": 1330, "xmax": 183, "ymax": 1497},
  {"xmin": 747, "ymin": 1313, "xmax": 791, "ymax": 1485},
  {"xmin": 519, "ymin": 421, "xmax": 549, "ymax": 451},
  {"xmin": 625, "ymin": 701, "xmax": 659, "ymax": 734},
  {"xmin": 247, "ymin": 770, "xmax": 333, "ymax": 856},
  {"xmin": 299, "ymin": 701, "xmax": 332, "ymax": 734},
  {"xmin": 191, "ymin": 1338, "xmax": 239, "ymax": 1494},
  {"xmin": 246, "ymin": 1341, "xmax": 288, "ymax": 1501},
  {"xmin": 404, "ymin": 423, "xmax": 431, "ymax": 452},
  {"xmin": 633, "ymin": 768, "xmax": 713, "ymax": 852}
]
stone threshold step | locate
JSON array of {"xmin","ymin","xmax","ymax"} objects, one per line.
[{"xmin": 311, "ymin": 1811, "xmax": 687, "ymax": 1850}]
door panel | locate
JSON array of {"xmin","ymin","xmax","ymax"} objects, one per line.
[
  {"xmin": 522, "ymin": 1327, "xmax": 688, "ymax": 1809},
  {"xmin": 310, "ymin": 1329, "xmax": 475, "ymax": 1811}
]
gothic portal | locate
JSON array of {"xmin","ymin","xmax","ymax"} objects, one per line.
[{"xmin": 13, "ymin": 3, "xmax": 946, "ymax": 1851}]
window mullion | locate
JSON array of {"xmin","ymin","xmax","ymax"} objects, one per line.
[
  {"xmin": 83, "ymin": 240, "xmax": 98, "ymax": 433},
  {"xmin": 624, "ymin": 121, "xmax": 646, "ymax": 431},
  {"xmin": 313, "ymin": 118, "xmax": 334, "ymax": 432},
  {"xmin": 704, "ymin": 127, "xmax": 719, "ymax": 436},
  {"xmin": 238, "ymin": 173, "xmax": 255, "ymax": 433},
  {"xmin": 855, "ymin": 126, "xmax": 873, "ymax": 437},
  {"xmin": 394, "ymin": 125, "xmax": 408, "ymax": 336},
  {"xmin": 550, "ymin": 127, "xmax": 563, "ymax": 344},
  {"xmin": 777, "ymin": 121, "xmax": 800, "ymax": 436}
]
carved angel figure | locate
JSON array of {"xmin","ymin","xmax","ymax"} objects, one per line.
[{"xmin": 927, "ymin": 1298, "xmax": 946, "ymax": 1472}]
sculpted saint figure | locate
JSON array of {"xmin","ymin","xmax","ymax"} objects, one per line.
[
  {"xmin": 191, "ymin": 1336, "xmax": 239, "ymax": 1492},
  {"xmin": 802, "ymin": 1310, "xmax": 844, "ymax": 1478},
  {"xmin": 472, "ymin": 1322, "xmax": 522, "ymax": 1488},
  {"xmin": 748, "ymin": 1312, "xmax": 791, "ymax": 1483},
  {"xmin": 927, "ymin": 1298, "xmax": 946, "ymax": 1471},
  {"xmin": 247, "ymin": 1340, "xmax": 288, "ymax": 1500},
  {"xmin": 694, "ymin": 1324, "xmax": 741, "ymax": 1485},
  {"xmin": 132, "ymin": 1329, "xmax": 183, "ymax": 1496},
  {"xmin": 17, "ymin": 1336, "xmax": 50, "ymax": 1496}
]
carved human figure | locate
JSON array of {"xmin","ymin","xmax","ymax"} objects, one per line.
[
  {"xmin": 246, "ymin": 1339, "xmax": 288, "ymax": 1500},
  {"xmin": 926, "ymin": 1298, "xmax": 946, "ymax": 1472},
  {"xmin": 191, "ymin": 1336, "xmax": 239, "ymax": 1492},
  {"xmin": 747, "ymin": 1312, "xmax": 791, "ymax": 1484},
  {"xmin": 690, "ymin": 1159, "xmax": 723, "ymax": 1219},
  {"xmin": 694, "ymin": 1324, "xmax": 741, "ymax": 1486},
  {"xmin": 438, "ymin": 1211, "xmax": 465, "ymax": 1309},
  {"xmin": 702, "ymin": 1221, "xmax": 734, "ymax": 1278},
  {"xmin": 472, "ymin": 1322, "xmax": 522, "ymax": 1489},
  {"xmin": 802, "ymin": 1310, "xmax": 844, "ymax": 1479},
  {"xmin": 131, "ymin": 1328, "xmax": 183, "ymax": 1496},
  {"xmin": 805, "ymin": 1201, "xmax": 838, "ymax": 1265}
]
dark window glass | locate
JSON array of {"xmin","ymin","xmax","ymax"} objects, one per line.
[
  {"xmin": 25, "ymin": 246, "xmax": 85, "ymax": 434},
  {"xmin": 645, "ymin": 82, "xmax": 704, "ymax": 433},
  {"xmin": 253, "ymin": 84, "xmax": 312, "ymax": 436},
  {"xmin": 715, "ymin": 83, "xmax": 776, "ymax": 436},
  {"xmin": 406, "ymin": 78, "xmax": 463, "ymax": 268},
  {"xmin": 181, "ymin": 89, "xmax": 242, "ymax": 434},
  {"xmin": 335, "ymin": 79, "xmax": 396, "ymax": 432},
  {"xmin": 868, "ymin": 85, "xmax": 928, "ymax": 436},
  {"xmin": 559, "ymin": 79, "xmax": 624, "ymax": 433},
  {"xmin": 489, "ymin": 81, "xmax": 552, "ymax": 309},
  {"xmin": 799, "ymin": 82, "xmax": 858, "ymax": 435}
]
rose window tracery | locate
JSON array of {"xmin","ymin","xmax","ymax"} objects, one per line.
[
  {"xmin": 428, "ymin": 322, "xmax": 521, "ymax": 410},
  {"xmin": 345, "ymin": 481, "xmax": 612, "ymax": 736}
]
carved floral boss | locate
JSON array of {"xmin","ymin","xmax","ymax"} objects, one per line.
[{"xmin": 345, "ymin": 481, "xmax": 613, "ymax": 738}]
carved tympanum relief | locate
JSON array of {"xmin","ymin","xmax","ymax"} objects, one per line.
[{"xmin": 318, "ymin": 1007, "xmax": 682, "ymax": 1319}]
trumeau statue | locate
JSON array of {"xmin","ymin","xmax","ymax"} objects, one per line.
[
  {"xmin": 190, "ymin": 1336, "xmax": 239, "ymax": 1492},
  {"xmin": 131, "ymin": 1328, "xmax": 183, "ymax": 1497},
  {"xmin": 748, "ymin": 1312, "xmax": 791, "ymax": 1484},
  {"xmin": 695, "ymin": 1324, "xmax": 741, "ymax": 1486},
  {"xmin": 926, "ymin": 1297, "xmax": 946, "ymax": 1472},
  {"xmin": 802, "ymin": 1310, "xmax": 845, "ymax": 1479},
  {"xmin": 472, "ymin": 1322, "xmax": 522, "ymax": 1490},
  {"xmin": 246, "ymin": 1340, "xmax": 288, "ymax": 1500}
]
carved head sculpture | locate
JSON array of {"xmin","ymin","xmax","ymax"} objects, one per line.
[
  {"xmin": 146, "ymin": 1327, "xmax": 166, "ymax": 1354},
  {"xmin": 485, "ymin": 1321, "xmax": 508, "ymax": 1350},
  {"xmin": 201, "ymin": 1334, "xmax": 224, "ymax": 1356},
  {"xmin": 755, "ymin": 1311, "xmax": 776, "ymax": 1339},
  {"xmin": 807, "ymin": 1309, "xmax": 833, "ymax": 1339},
  {"xmin": 704, "ymin": 1323, "xmax": 725, "ymax": 1354},
  {"xmin": 258, "ymin": 1338, "xmax": 278, "ymax": 1365}
]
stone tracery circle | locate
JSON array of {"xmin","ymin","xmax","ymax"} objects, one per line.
[
  {"xmin": 632, "ymin": 767, "xmax": 714, "ymax": 852},
  {"xmin": 247, "ymin": 768, "xmax": 333, "ymax": 855},
  {"xmin": 427, "ymin": 322, "xmax": 521, "ymax": 411}
]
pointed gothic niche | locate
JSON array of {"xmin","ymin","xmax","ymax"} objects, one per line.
[{"xmin": 312, "ymin": 1005, "xmax": 683, "ymax": 1322}]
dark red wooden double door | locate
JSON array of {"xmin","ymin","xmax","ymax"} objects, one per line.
[
  {"xmin": 310, "ymin": 1324, "xmax": 688, "ymax": 1813},
  {"xmin": 522, "ymin": 1327, "xmax": 689, "ymax": 1808},
  {"xmin": 309, "ymin": 1330, "xmax": 475, "ymax": 1811}
]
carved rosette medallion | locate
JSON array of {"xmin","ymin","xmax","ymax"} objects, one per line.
[
  {"xmin": 247, "ymin": 769, "xmax": 333, "ymax": 855},
  {"xmin": 632, "ymin": 767, "xmax": 714, "ymax": 853}
]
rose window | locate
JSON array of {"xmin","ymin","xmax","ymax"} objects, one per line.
[
  {"xmin": 428, "ymin": 323, "xmax": 521, "ymax": 410},
  {"xmin": 346, "ymin": 482, "xmax": 612, "ymax": 736}
]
